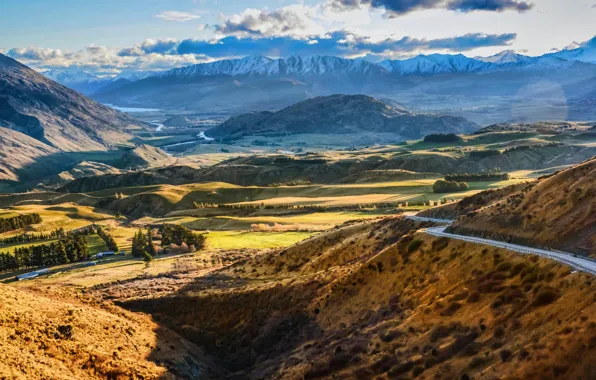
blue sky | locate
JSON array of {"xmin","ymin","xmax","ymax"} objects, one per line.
[{"xmin": 2, "ymin": 0, "xmax": 595, "ymax": 75}]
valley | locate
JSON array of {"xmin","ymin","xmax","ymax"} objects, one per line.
[{"xmin": 1, "ymin": 46, "xmax": 596, "ymax": 379}]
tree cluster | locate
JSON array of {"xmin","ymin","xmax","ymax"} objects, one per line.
[
  {"xmin": 95, "ymin": 226, "xmax": 119, "ymax": 252},
  {"xmin": 0, "ymin": 213, "xmax": 43, "ymax": 233},
  {"xmin": 131, "ymin": 226, "xmax": 157, "ymax": 262},
  {"xmin": 0, "ymin": 235, "xmax": 89, "ymax": 273},
  {"xmin": 267, "ymin": 180, "xmax": 312, "ymax": 187},
  {"xmin": 160, "ymin": 224, "xmax": 206, "ymax": 252},
  {"xmin": 0, "ymin": 227, "xmax": 66, "ymax": 245},
  {"xmin": 433, "ymin": 180, "xmax": 470, "ymax": 193}
]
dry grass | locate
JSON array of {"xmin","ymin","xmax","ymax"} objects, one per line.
[
  {"xmin": 75, "ymin": 216, "xmax": 596, "ymax": 379},
  {"xmin": 0, "ymin": 284, "xmax": 221, "ymax": 379}
]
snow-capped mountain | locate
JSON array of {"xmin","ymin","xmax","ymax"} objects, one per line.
[
  {"xmin": 379, "ymin": 54, "xmax": 496, "ymax": 75},
  {"xmin": 545, "ymin": 38, "xmax": 596, "ymax": 64},
  {"xmin": 42, "ymin": 69, "xmax": 159, "ymax": 95},
  {"xmin": 115, "ymin": 71, "xmax": 156, "ymax": 82},
  {"xmin": 156, "ymin": 47, "xmax": 596, "ymax": 82},
  {"xmin": 157, "ymin": 54, "xmax": 385, "ymax": 79},
  {"xmin": 475, "ymin": 50, "xmax": 536, "ymax": 65},
  {"xmin": 44, "ymin": 68, "xmax": 102, "ymax": 84},
  {"xmin": 42, "ymin": 69, "xmax": 112, "ymax": 95}
]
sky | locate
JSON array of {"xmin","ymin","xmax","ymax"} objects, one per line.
[{"xmin": 1, "ymin": 0, "xmax": 595, "ymax": 76}]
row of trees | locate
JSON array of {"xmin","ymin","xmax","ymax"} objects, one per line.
[
  {"xmin": 0, "ymin": 227, "xmax": 66, "ymax": 245},
  {"xmin": 433, "ymin": 180, "xmax": 470, "ymax": 193},
  {"xmin": 0, "ymin": 235, "xmax": 90, "ymax": 273},
  {"xmin": 95, "ymin": 226, "xmax": 119, "ymax": 252},
  {"xmin": 202, "ymin": 203, "xmax": 405, "ymax": 211},
  {"xmin": 445, "ymin": 172, "xmax": 510, "ymax": 182},
  {"xmin": 0, "ymin": 213, "xmax": 43, "ymax": 234}
]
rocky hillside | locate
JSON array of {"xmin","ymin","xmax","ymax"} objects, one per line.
[
  {"xmin": 0, "ymin": 127, "xmax": 65, "ymax": 182},
  {"xmin": 0, "ymin": 53, "xmax": 144, "ymax": 152},
  {"xmin": 0, "ymin": 284, "xmax": 220, "ymax": 378},
  {"xmin": 207, "ymin": 95, "xmax": 477, "ymax": 139},
  {"xmin": 448, "ymin": 158, "xmax": 596, "ymax": 256}
]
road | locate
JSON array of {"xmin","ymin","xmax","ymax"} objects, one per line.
[
  {"xmin": 404, "ymin": 215, "xmax": 596, "ymax": 276},
  {"xmin": 423, "ymin": 225, "xmax": 596, "ymax": 276}
]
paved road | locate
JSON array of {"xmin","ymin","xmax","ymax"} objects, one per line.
[
  {"xmin": 406, "ymin": 216, "xmax": 455, "ymax": 225},
  {"xmin": 423, "ymin": 226, "xmax": 596, "ymax": 276}
]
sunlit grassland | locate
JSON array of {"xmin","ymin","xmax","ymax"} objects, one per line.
[
  {"xmin": 206, "ymin": 231, "xmax": 316, "ymax": 250},
  {"xmin": 136, "ymin": 210, "xmax": 390, "ymax": 231},
  {"xmin": 0, "ymin": 204, "xmax": 115, "ymax": 236},
  {"xmin": 86, "ymin": 234, "xmax": 109, "ymax": 255}
]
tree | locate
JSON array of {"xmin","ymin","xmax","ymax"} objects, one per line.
[
  {"xmin": 147, "ymin": 226, "xmax": 157, "ymax": 257},
  {"xmin": 132, "ymin": 229, "xmax": 148, "ymax": 258},
  {"xmin": 56, "ymin": 240, "xmax": 69, "ymax": 265},
  {"xmin": 433, "ymin": 180, "xmax": 470, "ymax": 193},
  {"xmin": 142, "ymin": 250, "xmax": 153, "ymax": 263}
]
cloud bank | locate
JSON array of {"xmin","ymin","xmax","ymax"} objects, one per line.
[
  {"xmin": 5, "ymin": 29, "xmax": 518, "ymax": 75},
  {"xmin": 325, "ymin": 0, "xmax": 533, "ymax": 17}
]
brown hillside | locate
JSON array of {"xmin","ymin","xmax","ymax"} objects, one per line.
[
  {"xmin": 0, "ymin": 53, "xmax": 144, "ymax": 152},
  {"xmin": 419, "ymin": 182, "xmax": 534, "ymax": 220},
  {"xmin": 90, "ymin": 217, "xmax": 596, "ymax": 379},
  {"xmin": 448, "ymin": 158, "xmax": 596, "ymax": 256},
  {"xmin": 0, "ymin": 284, "xmax": 220, "ymax": 379}
]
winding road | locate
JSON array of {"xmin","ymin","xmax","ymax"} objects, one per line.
[{"xmin": 406, "ymin": 216, "xmax": 596, "ymax": 276}]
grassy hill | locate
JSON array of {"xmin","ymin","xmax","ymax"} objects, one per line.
[
  {"xmin": 207, "ymin": 95, "xmax": 477, "ymax": 140},
  {"xmin": 448, "ymin": 157, "xmax": 596, "ymax": 256}
]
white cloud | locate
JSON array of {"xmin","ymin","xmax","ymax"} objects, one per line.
[
  {"xmin": 7, "ymin": 45, "xmax": 210, "ymax": 76},
  {"xmin": 155, "ymin": 11, "xmax": 201, "ymax": 22},
  {"xmin": 213, "ymin": 5, "xmax": 324, "ymax": 38}
]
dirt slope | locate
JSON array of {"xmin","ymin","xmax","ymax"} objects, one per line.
[
  {"xmin": 448, "ymin": 158, "xmax": 596, "ymax": 256},
  {"xmin": 0, "ymin": 284, "xmax": 220, "ymax": 379}
]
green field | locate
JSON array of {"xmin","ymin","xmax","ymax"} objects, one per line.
[{"xmin": 206, "ymin": 231, "xmax": 316, "ymax": 250}]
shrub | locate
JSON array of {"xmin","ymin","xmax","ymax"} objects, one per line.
[
  {"xmin": 432, "ymin": 237, "xmax": 449, "ymax": 251},
  {"xmin": 499, "ymin": 349, "xmax": 512, "ymax": 362},
  {"xmin": 468, "ymin": 356, "xmax": 486, "ymax": 369},
  {"xmin": 433, "ymin": 180, "xmax": 469, "ymax": 193},
  {"xmin": 408, "ymin": 240, "xmax": 424, "ymax": 253},
  {"xmin": 466, "ymin": 291, "xmax": 481, "ymax": 303},
  {"xmin": 532, "ymin": 288, "xmax": 559, "ymax": 307}
]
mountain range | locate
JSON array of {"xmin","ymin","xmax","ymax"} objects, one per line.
[
  {"xmin": 43, "ymin": 68, "xmax": 154, "ymax": 95},
  {"xmin": 86, "ymin": 43, "xmax": 596, "ymax": 122}
]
